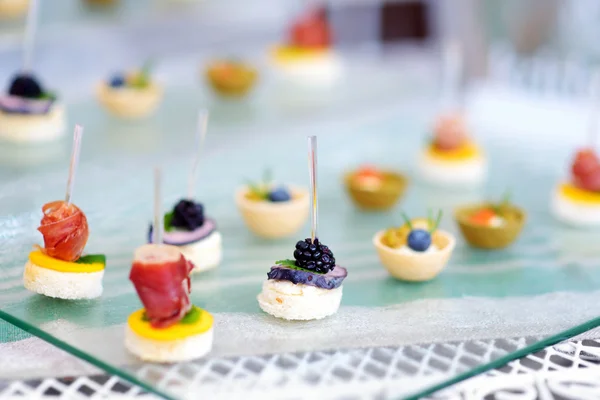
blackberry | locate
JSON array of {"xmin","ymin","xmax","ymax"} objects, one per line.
[
  {"xmin": 293, "ymin": 237, "xmax": 336, "ymax": 273},
  {"xmin": 171, "ymin": 199, "xmax": 205, "ymax": 231},
  {"xmin": 8, "ymin": 74, "xmax": 44, "ymax": 99}
]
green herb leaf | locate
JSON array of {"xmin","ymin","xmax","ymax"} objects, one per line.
[
  {"xmin": 274, "ymin": 259, "xmax": 326, "ymax": 274},
  {"xmin": 76, "ymin": 254, "xmax": 106, "ymax": 265},
  {"xmin": 141, "ymin": 312, "xmax": 149, "ymax": 322},
  {"xmin": 38, "ymin": 91, "xmax": 57, "ymax": 100},
  {"xmin": 180, "ymin": 306, "xmax": 202, "ymax": 325},
  {"xmin": 430, "ymin": 210, "xmax": 443, "ymax": 233},
  {"xmin": 164, "ymin": 211, "xmax": 174, "ymax": 232},
  {"xmin": 400, "ymin": 212, "xmax": 413, "ymax": 230},
  {"xmin": 275, "ymin": 259, "xmax": 297, "ymax": 267}
]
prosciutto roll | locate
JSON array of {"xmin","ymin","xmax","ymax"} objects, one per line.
[
  {"xmin": 37, "ymin": 201, "xmax": 89, "ymax": 262},
  {"xmin": 129, "ymin": 244, "xmax": 194, "ymax": 329}
]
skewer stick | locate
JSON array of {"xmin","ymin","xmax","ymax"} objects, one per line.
[
  {"xmin": 153, "ymin": 167, "xmax": 163, "ymax": 246},
  {"xmin": 442, "ymin": 38, "xmax": 463, "ymax": 111},
  {"xmin": 588, "ymin": 70, "xmax": 600, "ymax": 148},
  {"xmin": 65, "ymin": 125, "xmax": 83, "ymax": 205},
  {"xmin": 187, "ymin": 110, "xmax": 209, "ymax": 200},
  {"xmin": 22, "ymin": 0, "xmax": 40, "ymax": 72},
  {"xmin": 307, "ymin": 136, "xmax": 318, "ymax": 244}
]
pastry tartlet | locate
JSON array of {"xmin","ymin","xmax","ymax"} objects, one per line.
[
  {"xmin": 551, "ymin": 148, "xmax": 600, "ymax": 227},
  {"xmin": 96, "ymin": 64, "xmax": 162, "ymax": 119},
  {"xmin": 455, "ymin": 194, "xmax": 526, "ymax": 249},
  {"xmin": 373, "ymin": 211, "xmax": 455, "ymax": 282},
  {"xmin": 205, "ymin": 60, "xmax": 258, "ymax": 98},
  {"xmin": 0, "ymin": 73, "xmax": 66, "ymax": 143},
  {"xmin": 418, "ymin": 113, "xmax": 486, "ymax": 187},
  {"xmin": 236, "ymin": 171, "xmax": 309, "ymax": 239},
  {"xmin": 0, "ymin": 0, "xmax": 28, "ymax": 19},
  {"xmin": 344, "ymin": 166, "xmax": 408, "ymax": 211}
]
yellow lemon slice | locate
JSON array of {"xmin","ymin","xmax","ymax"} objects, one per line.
[
  {"xmin": 29, "ymin": 251, "xmax": 105, "ymax": 273},
  {"xmin": 559, "ymin": 183, "xmax": 600, "ymax": 205},
  {"xmin": 271, "ymin": 45, "xmax": 330, "ymax": 64},
  {"xmin": 427, "ymin": 142, "xmax": 481, "ymax": 162},
  {"xmin": 128, "ymin": 307, "xmax": 213, "ymax": 341}
]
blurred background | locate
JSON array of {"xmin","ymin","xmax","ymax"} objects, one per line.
[{"xmin": 2, "ymin": 0, "xmax": 600, "ymax": 164}]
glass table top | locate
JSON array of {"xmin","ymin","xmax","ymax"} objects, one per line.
[{"xmin": 1, "ymin": 57, "xmax": 600, "ymax": 399}]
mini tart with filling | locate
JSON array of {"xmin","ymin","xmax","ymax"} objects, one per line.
[
  {"xmin": 373, "ymin": 218, "xmax": 456, "ymax": 282},
  {"xmin": 235, "ymin": 185, "xmax": 310, "ymax": 239},
  {"xmin": 551, "ymin": 182, "xmax": 600, "ymax": 227},
  {"xmin": 344, "ymin": 170, "xmax": 408, "ymax": 211},
  {"xmin": 127, "ymin": 306, "xmax": 213, "ymax": 341},
  {"xmin": 425, "ymin": 141, "xmax": 482, "ymax": 162},
  {"xmin": 454, "ymin": 203, "xmax": 526, "ymax": 249},
  {"xmin": 205, "ymin": 61, "xmax": 258, "ymax": 98},
  {"xmin": 96, "ymin": 81, "xmax": 162, "ymax": 119}
]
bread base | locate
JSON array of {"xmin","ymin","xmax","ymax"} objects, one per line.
[
  {"xmin": 257, "ymin": 279, "xmax": 342, "ymax": 320},
  {"xmin": 178, "ymin": 231, "xmax": 222, "ymax": 274},
  {"xmin": 0, "ymin": 104, "xmax": 66, "ymax": 143},
  {"xmin": 124, "ymin": 325, "xmax": 213, "ymax": 363},
  {"xmin": 418, "ymin": 152, "xmax": 487, "ymax": 188},
  {"xmin": 23, "ymin": 261, "xmax": 104, "ymax": 300},
  {"xmin": 551, "ymin": 189, "xmax": 600, "ymax": 227}
]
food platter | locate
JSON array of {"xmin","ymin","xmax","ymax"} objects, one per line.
[{"xmin": 2, "ymin": 54, "xmax": 600, "ymax": 399}]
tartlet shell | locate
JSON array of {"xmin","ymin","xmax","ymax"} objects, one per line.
[
  {"xmin": 96, "ymin": 82, "xmax": 163, "ymax": 119},
  {"xmin": 344, "ymin": 171, "xmax": 408, "ymax": 211},
  {"xmin": 454, "ymin": 203, "xmax": 526, "ymax": 249},
  {"xmin": 205, "ymin": 64, "xmax": 258, "ymax": 98},
  {"xmin": 235, "ymin": 186, "xmax": 309, "ymax": 239},
  {"xmin": 373, "ymin": 229, "xmax": 455, "ymax": 282}
]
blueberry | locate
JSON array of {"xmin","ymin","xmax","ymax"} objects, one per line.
[
  {"xmin": 407, "ymin": 229, "xmax": 432, "ymax": 252},
  {"xmin": 109, "ymin": 75, "xmax": 126, "ymax": 88},
  {"xmin": 268, "ymin": 187, "xmax": 291, "ymax": 202},
  {"xmin": 8, "ymin": 74, "xmax": 43, "ymax": 99}
]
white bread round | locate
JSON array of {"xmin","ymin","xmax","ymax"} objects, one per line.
[
  {"xmin": 551, "ymin": 188, "xmax": 600, "ymax": 227},
  {"xmin": 272, "ymin": 55, "xmax": 343, "ymax": 85},
  {"xmin": 178, "ymin": 231, "xmax": 222, "ymax": 274},
  {"xmin": 23, "ymin": 261, "xmax": 104, "ymax": 300},
  {"xmin": 125, "ymin": 325, "xmax": 213, "ymax": 363},
  {"xmin": 0, "ymin": 104, "xmax": 66, "ymax": 143},
  {"xmin": 418, "ymin": 151, "xmax": 487, "ymax": 187},
  {"xmin": 257, "ymin": 279, "xmax": 342, "ymax": 321}
]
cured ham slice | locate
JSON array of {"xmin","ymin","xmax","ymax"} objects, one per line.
[
  {"xmin": 433, "ymin": 114, "xmax": 467, "ymax": 150},
  {"xmin": 572, "ymin": 149, "xmax": 600, "ymax": 192},
  {"xmin": 130, "ymin": 244, "xmax": 194, "ymax": 329},
  {"xmin": 37, "ymin": 201, "xmax": 89, "ymax": 262}
]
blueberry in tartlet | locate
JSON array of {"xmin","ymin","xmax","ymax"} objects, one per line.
[
  {"xmin": 148, "ymin": 199, "xmax": 222, "ymax": 273},
  {"xmin": 236, "ymin": 169, "xmax": 309, "ymax": 239},
  {"xmin": 0, "ymin": 72, "xmax": 66, "ymax": 142},
  {"xmin": 258, "ymin": 237, "xmax": 347, "ymax": 320},
  {"xmin": 373, "ymin": 210, "xmax": 456, "ymax": 282},
  {"xmin": 96, "ymin": 61, "xmax": 163, "ymax": 119}
]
